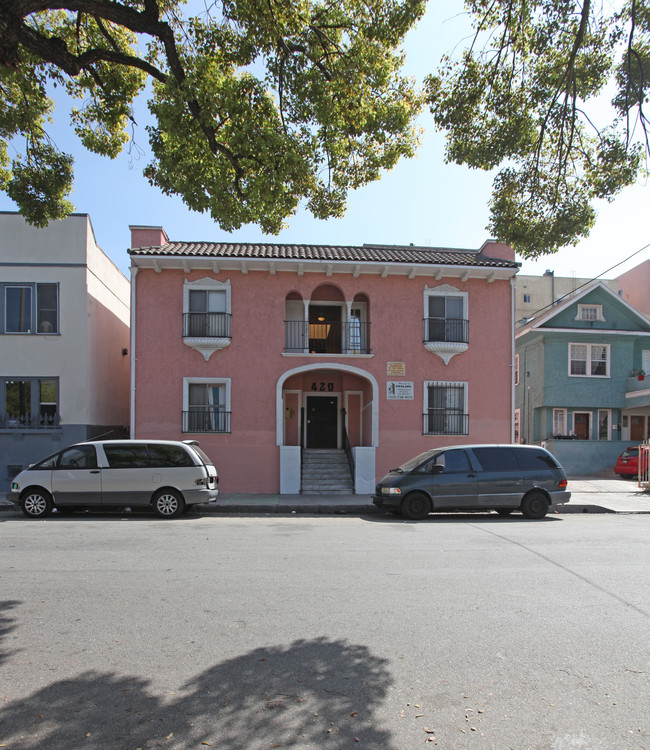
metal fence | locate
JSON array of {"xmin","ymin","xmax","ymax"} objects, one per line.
[
  {"xmin": 182, "ymin": 410, "xmax": 231, "ymax": 434},
  {"xmin": 423, "ymin": 317, "xmax": 469, "ymax": 343},
  {"xmin": 284, "ymin": 320, "xmax": 371, "ymax": 354},
  {"xmin": 182, "ymin": 313, "xmax": 231, "ymax": 338},
  {"xmin": 422, "ymin": 412, "xmax": 469, "ymax": 436}
]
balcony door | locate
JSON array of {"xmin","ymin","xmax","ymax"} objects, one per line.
[{"xmin": 308, "ymin": 305, "xmax": 342, "ymax": 353}]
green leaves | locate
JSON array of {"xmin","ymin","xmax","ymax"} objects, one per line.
[
  {"xmin": 1, "ymin": 0, "xmax": 423, "ymax": 232},
  {"xmin": 428, "ymin": 0, "xmax": 648, "ymax": 257}
]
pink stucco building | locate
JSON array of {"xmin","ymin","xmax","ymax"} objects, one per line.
[{"xmin": 129, "ymin": 228, "xmax": 519, "ymax": 494}]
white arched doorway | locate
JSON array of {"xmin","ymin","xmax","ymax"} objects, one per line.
[{"xmin": 277, "ymin": 363, "xmax": 378, "ymax": 494}]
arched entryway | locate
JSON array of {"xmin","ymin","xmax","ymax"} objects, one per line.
[{"xmin": 276, "ymin": 363, "xmax": 378, "ymax": 494}]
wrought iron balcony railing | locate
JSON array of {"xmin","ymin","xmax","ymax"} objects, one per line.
[
  {"xmin": 423, "ymin": 317, "xmax": 469, "ymax": 344},
  {"xmin": 0, "ymin": 413, "xmax": 61, "ymax": 430},
  {"xmin": 182, "ymin": 410, "xmax": 231, "ymax": 434},
  {"xmin": 182, "ymin": 312, "xmax": 232, "ymax": 338},
  {"xmin": 284, "ymin": 320, "xmax": 371, "ymax": 354}
]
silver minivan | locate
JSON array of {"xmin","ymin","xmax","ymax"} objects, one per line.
[
  {"xmin": 373, "ymin": 444, "xmax": 570, "ymax": 520},
  {"xmin": 9, "ymin": 440, "xmax": 219, "ymax": 518}
]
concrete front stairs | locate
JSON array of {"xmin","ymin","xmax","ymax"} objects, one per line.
[{"xmin": 301, "ymin": 449, "xmax": 354, "ymax": 494}]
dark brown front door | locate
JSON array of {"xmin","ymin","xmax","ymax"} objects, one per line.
[
  {"xmin": 306, "ymin": 396, "xmax": 338, "ymax": 448},
  {"xmin": 574, "ymin": 413, "xmax": 590, "ymax": 440}
]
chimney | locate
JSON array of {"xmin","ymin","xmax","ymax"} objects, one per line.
[
  {"xmin": 479, "ymin": 239, "xmax": 515, "ymax": 261},
  {"xmin": 129, "ymin": 225, "xmax": 169, "ymax": 249}
]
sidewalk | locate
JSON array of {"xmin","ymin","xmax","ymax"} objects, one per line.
[{"xmin": 1, "ymin": 478, "xmax": 649, "ymax": 515}]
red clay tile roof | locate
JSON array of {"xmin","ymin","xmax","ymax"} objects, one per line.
[{"xmin": 128, "ymin": 241, "xmax": 519, "ymax": 268}]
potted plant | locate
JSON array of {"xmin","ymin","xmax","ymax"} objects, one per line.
[{"xmin": 632, "ymin": 368, "xmax": 646, "ymax": 381}]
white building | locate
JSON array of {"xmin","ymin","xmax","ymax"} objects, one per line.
[{"xmin": 0, "ymin": 212, "xmax": 130, "ymax": 489}]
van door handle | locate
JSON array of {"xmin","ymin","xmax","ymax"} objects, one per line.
[
  {"xmin": 90, "ymin": 470, "xmax": 100, "ymax": 474},
  {"xmin": 467, "ymin": 473, "xmax": 477, "ymax": 477}
]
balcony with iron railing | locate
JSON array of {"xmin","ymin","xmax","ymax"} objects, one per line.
[
  {"xmin": 423, "ymin": 317, "xmax": 469, "ymax": 364},
  {"xmin": 284, "ymin": 320, "xmax": 371, "ymax": 354},
  {"xmin": 0, "ymin": 412, "xmax": 61, "ymax": 430},
  {"xmin": 182, "ymin": 409, "xmax": 231, "ymax": 434},
  {"xmin": 422, "ymin": 411, "xmax": 469, "ymax": 436},
  {"xmin": 182, "ymin": 313, "xmax": 232, "ymax": 360}
]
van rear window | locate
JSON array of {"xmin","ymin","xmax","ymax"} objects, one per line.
[
  {"xmin": 146, "ymin": 444, "xmax": 193, "ymax": 467},
  {"xmin": 513, "ymin": 448, "xmax": 559, "ymax": 470},
  {"xmin": 472, "ymin": 447, "xmax": 518, "ymax": 471}
]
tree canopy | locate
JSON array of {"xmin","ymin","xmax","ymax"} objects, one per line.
[
  {"xmin": 427, "ymin": 0, "xmax": 649, "ymax": 257},
  {"xmin": 1, "ymin": 1, "xmax": 648, "ymax": 257},
  {"xmin": 0, "ymin": 0, "xmax": 425, "ymax": 232}
]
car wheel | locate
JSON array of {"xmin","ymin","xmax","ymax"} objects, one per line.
[
  {"xmin": 496, "ymin": 509, "xmax": 515, "ymax": 516},
  {"xmin": 21, "ymin": 489, "xmax": 53, "ymax": 518},
  {"xmin": 401, "ymin": 492, "xmax": 431, "ymax": 521},
  {"xmin": 152, "ymin": 489, "xmax": 185, "ymax": 518},
  {"xmin": 520, "ymin": 491, "xmax": 549, "ymax": 519}
]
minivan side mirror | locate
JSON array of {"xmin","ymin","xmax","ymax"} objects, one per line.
[{"xmin": 431, "ymin": 463, "xmax": 444, "ymax": 474}]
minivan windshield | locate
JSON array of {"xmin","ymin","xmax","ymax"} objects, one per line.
[{"xmin": 392, "ymin": 450, "xmax": 438, "ymax": 473}]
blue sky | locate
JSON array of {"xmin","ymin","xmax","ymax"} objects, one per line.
[{"xmin": 1, "ymin": 1, "xmax": 647, "ymax": 280}]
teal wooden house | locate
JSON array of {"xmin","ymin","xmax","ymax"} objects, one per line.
[{"xmin": 515, "ymin": 281, "xmax": 650, "ymax": 476}]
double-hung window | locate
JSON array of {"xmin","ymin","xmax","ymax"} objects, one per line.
[
  {"xmin": 425, "ymin": 294, "xmax": 467, "ymax": 343},
  {"xmin": 424, "ymin": 381, "xmax": 468, "ymax": 435},
  {"xmin": 2, "ymin": 377, "xmax": 59, "ymax": 429},
  {"xmin": 3, "ymin": 283, "xmax": 58, "ymax": 334},
  {"xmin": 183, "ymin": 378, "xmax": 231, "ymax": 433},
  {"xmin": 187, "ymin": 289, "xmax": 229, "ymax": 337},
  {"xmin": 569, "ymin": 343, "xmax": 610, "ymax": 377}
]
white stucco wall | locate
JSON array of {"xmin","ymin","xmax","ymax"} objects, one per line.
[
  {"xmin": 0, "ymin": 212, "xmax": 130, "ymax": 428},
  {"xmin": 85, "ymin": 227, "xmax": 130, "ymax": 426}
]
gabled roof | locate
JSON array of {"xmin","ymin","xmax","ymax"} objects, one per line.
[
  {"xmin": 128, "ymin": 240, "xmax": 519, "ymax": 269},
  {"xmin": 516, "ymin": 280, "xmax": 650, "ymax": 337}
]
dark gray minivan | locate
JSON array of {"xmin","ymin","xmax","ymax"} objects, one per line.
[{"xmin": 373, "ymin": 444, "xmax": 570, "ymax": 520}]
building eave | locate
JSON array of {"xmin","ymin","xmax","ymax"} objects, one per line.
[{"xmin": 129, "ymin": 254, "xmax": 518, "ymax": 281}]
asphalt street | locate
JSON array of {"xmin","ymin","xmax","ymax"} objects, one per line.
[{"xmin": 1, "ymin": 512, "xmax": 648, "ymax": 749}]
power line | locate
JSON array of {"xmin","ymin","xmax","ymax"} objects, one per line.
[{"xmin": 518, "ymin": 241, "xmax": 650, "ymax": 324}]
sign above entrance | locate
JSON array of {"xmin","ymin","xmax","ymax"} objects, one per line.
[
  {"xmin": 387, "ymin": 381, "xmax": 414, "ymax": 400},
  {"xmin": 387, "ymin": 362, "xmax": 406, "ymax": 377}
]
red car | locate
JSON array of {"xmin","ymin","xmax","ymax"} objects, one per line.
[{"xmin": 614, "ymin": 446, "xmax": 639, "ymax": 477}]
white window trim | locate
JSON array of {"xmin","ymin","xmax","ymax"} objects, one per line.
[
  {"xmin": 182, "ymin": 278, "xmax": 232, "ymax": 360},
  {"xmin": 514, "ymin": 353, "xmax": 520, "ymax": 386},
  {"xmin": 182, "ymin": 377, "xmax": 231, "ymax": 413},
  {"xmin": 568, "ymin": 342, "xmax": 610, "ymax": 378},
  {"xmin": 576, "ymin": 303, "xmax": 605, "ymax": 322},
  {"xmin": 553, "ymin": 408, "xmax": 567, "ymax": 436},
  {"xmin": 423, "ymin": 285, "xmax": 469, "ymax": 365}
]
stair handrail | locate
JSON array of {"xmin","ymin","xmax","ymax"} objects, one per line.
[{"xmin": 341, "ymin": 411, "xmax": 355, "ymax": 480}]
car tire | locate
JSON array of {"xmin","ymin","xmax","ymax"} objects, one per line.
[
  {"xmin": 21, "ymin": 489, "xmax": 53, "ymax": 518},
  {"xmin": 520, "ymin": 491, "xmax": 549, "ymax": 519},
  {"xmin": 401, "ymin": 492, "xmax": 431, "ymax": 521},
  {"xmin": 496, "ymin": 509, "xmax": 515, "ymax": 516},
  {"xmin": 152, "ymin": 489, "xmax": 185, "ymax": 518}
]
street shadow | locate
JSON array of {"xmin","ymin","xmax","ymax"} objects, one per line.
[
  {"xmin": 0, "ymin": 599, "xmax": 21, "ymax": 666},
  {"xmin": 0, "ymin": 637, "xmax": 397, "ymax": 749}
]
